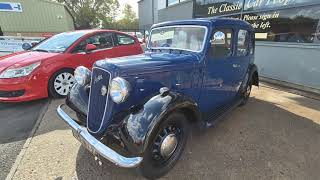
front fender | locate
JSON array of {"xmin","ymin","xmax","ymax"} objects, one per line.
[
  {"xmin": 66, "ymin": 83, "xmax": 89, "ymax": 117},
  {"xmin": 119, "ymin": 91, "xmax": 199, "ymax": 155}
]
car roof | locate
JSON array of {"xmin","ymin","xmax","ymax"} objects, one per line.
[
  {"xmin": 151, "ymin": 18, "xmax": 253, "ymax": 31},
  {"xmin": 60, "ymin": 29, "xmax": 130, "ymax": 36}
]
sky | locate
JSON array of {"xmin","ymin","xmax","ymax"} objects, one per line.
[{"xmin": 118, "ymin": 0, "xmax": 139, "ymax": 17}]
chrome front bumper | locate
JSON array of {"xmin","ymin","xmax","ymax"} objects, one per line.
[{"xmin": 57, "ymin": 105, "xmax": 143, "ymax": 168}]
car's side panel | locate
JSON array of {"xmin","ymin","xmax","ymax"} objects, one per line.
[
  {"xmin": 198, "ymin": 26, "xmax": 237, "ymax": 113},
  {"xmin": 231, "ymin": 27, "xmax": 255, "ymax": 92},
  {"xmin": 112, "ymin": 33, "xmax": 143, "ymax": 57},
  {"xmin": 66, "ymin": 32, "xmax": 143, "ymax": 70}
]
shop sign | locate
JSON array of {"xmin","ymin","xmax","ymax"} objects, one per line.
[
  {"xmin": 207, "ymin": 2, "xmax": 242, "ymax": 15},
  {"xmin": 245, "ymin": 0, "xmax": 290, "ymax": 10},
  {"xmin": 244, "ymin": 0, "xmax": 320, "ymax": 11},
  {"xmin": 0, "ymin": 37, "xmax": 43, "ymax": 53},
  {"xmin": 242, "ymin": 11, "xmax": 280, "ymax": 30},
  {"xmin": 0, "ymin": 2, "xmax": 22, "ymax": 12},
  {"xmin": 195, "ymin": 0, "xmax": 319, "ymax": 18},
  {"xmin": 194, "ymin": 1, "xmax": 243, "ymax": 18}
]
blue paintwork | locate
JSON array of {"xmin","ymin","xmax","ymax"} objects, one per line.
[
  {"xmin": 91, "ymin": 52, "xmax": 201, "ymax": 135},
  {"xmin": 66, "ymin": 18, "xmax": 258, "ymax": 155}
]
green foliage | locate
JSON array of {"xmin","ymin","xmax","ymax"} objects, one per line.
[
  {"xmin": 56, "ymin": 0, "xmax": 120, "ymax": 29},
  {"xmin": 110, "ymin": 4, "xmax": 139, "ymax": 30}
]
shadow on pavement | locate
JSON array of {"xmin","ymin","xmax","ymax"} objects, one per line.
[
  {"xmin": 0, "ymin": 99, "xmax": 49, "ymax": 144},
  {"xmin": 74, "ymin": 97, "xmax": 320, "ymax": 180},
  {"xmin": 286, "ymin": 95, "xmax": 320, "ymax": 112}
]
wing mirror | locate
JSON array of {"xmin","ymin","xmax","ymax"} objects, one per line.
[
  {"xmin": 22, "ymin": 43, "xmax": 33, "ymax": 51},
  {"xmin": 211, "ymin": 31, "xmax": 226, "ymax": 45},
  {"xmin": 85, "ymin": 44, "xmax": 97, "ymax": 53}
]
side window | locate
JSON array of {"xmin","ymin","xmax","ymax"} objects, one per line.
[
  {"xmin": 210, "ymin": 29, "xmax": 233, "ymax": 59},
  {"xmin": 237, "ymin": 29, "xmax": 249, "ymax": 56},
  {"xmin": 72, "ymin": 33, "xmax": 114, "ymax": 53},
  {"xmin": 115, "ymin": 34, "xmax": 135, "ymax": 46}
]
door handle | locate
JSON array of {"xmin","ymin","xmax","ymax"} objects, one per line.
[{"xmin": 233, "ymin": 64, "xmax": 241, "ymax": 68}]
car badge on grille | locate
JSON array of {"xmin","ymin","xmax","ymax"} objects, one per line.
[
  {"xmin": 101, "ymin": 85, "xmax": 108, "ymax": 96},
  {"xmin": 94, "ymin": 75, "xmax": 103, "ymax": 84}
]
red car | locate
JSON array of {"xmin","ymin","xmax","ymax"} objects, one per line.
[{"xmin": 0, "ymin": 30, "xmax": 143, "ymax": 102}]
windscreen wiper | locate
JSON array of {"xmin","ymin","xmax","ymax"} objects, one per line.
[{"xmin": 33, "ymin": 49, "xmax": 49, "ymax": 52}]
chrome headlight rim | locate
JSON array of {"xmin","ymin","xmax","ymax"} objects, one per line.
[
  {"xmin": 109, "ymin": 77, "xmax": 130, "ymax": 104},
  {"xmin": 74, "ymin": 66, "xmax": 91, "ymax": 86}
]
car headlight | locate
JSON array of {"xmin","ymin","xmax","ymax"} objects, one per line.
[
  {"xmin": 0, "ymin": 62, "xmax": 41, "ymax": 79},
  {"xmin": 74, "ymin": 66, "xmax": 91, "ymax": 86},
  {"xmin": 109, "ymin": 77, "xmax": 130, "ymax": 104}
]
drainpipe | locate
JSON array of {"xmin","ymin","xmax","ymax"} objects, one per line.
[{"xmin": 152, "ymin": 0, "xmax": 155, "ymax": 24}]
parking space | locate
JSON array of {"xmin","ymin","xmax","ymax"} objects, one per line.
[
  {"xmin": 0, "ymin": 99, "xmax": 48, "ymax": 180},
  {"xmin": 5, "ymin": 85, "xmax": 319, "ymax": 180}
]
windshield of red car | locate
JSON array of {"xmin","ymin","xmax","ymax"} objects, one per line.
[
  {"xmin": 149, "ymin": 25, "xmax": 207, "ymax": 52},
  {"xmin": 32, "ymin": 31, "xmax": 87, "ymax": 53}
]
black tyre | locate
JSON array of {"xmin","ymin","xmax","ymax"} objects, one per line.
[
  {"xmin": 48, "ymin": 69, "xmax": 75, "ymax": 98},
  {"xmin": 139, "ymin": 112, "xmax": 190, "ymax": 179},
  {"xmin": 240, "ymin": 79, "xmax": 252, "ymax": 106}
]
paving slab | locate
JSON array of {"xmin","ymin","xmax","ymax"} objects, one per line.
[
  {"xmin": 11, "ymin": 99, "xmax": 79, "ymax": 180},
  {"xmin": 10, "ymin": 86, "xmax": 320, "ymax": 180},
  {"xmin": 0, "ymin": 99, "xmax": 48, "ymax": 180}
]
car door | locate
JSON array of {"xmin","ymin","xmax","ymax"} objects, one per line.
[
  {"xmin": 232, "ymin": 28, "xmax": 253, "ymax": 92},
  {"xmin": 69, "ymin": 32, "xmax": 117, "ymax": 69},
  {"xmin": 112, "ymin": 33, "xmax": 142, "ymax": 57},
  {"xmin": 199, "ymin": 27, "xmax": 238, "ymax": 113}
]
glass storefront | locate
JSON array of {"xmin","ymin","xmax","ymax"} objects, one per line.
[{"xmin": 194, "ymin": 0, "xmax": 320, "ymax": 44}]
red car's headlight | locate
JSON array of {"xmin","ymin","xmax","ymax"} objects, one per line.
[{"xmin": 0, "ymin": 62, "xmax": 41, "ymax": 79}]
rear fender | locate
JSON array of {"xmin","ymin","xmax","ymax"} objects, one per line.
[{"xmin": 249, "ymin": 64, "xmax": 259, "ymax": 86}]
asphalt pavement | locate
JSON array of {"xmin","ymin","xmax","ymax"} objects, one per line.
[
  {"xmin": 0, "ymin": 99, "xmax": 49, "ymax": 180},
  {"xmin": 8, "ymin": 86, "xmax": 320, "ymax": 180}
]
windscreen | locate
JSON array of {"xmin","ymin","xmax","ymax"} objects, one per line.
[
  {"xmin": 149, "ymin": 26, "xmax": 207, "ymax": 52},
  {"xmin": 33, "ymin": 31, "xmax": 86, "ymax": 53}
]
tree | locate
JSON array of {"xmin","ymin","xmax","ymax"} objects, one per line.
[
  {"xmin": 122, "ymin": 3, "xmax": 137, "ymax": 22},
  {"xmin": 56, "ymin": 0, "xmax": 120, "ymax": 29},
  {"xmin": 113, "ymin": 4, "xmax": 139, "ymax": 30}
]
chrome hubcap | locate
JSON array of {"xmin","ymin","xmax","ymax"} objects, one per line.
[
  {"xmin": 152, "ymin": 125, "xmax": 181, "ymax": 161},
  {"xmin": 54, "ymin": 72, "xmax": 75, "ymax": 96},
  {"xmin": 160, "ymin": 133, "xmax": 178, "ymax": 157}
]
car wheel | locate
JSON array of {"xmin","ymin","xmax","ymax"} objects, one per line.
[
  {"xmin": 48, "ymin": 69, "xmax": 75, "ymax": 98},
  {"xmin": 240, "ymin": 80, "xmax": 252, "ymax": 106},
  {"xmin": 138, "ymin": 112, "xmax": 190, "ymax": 179}
]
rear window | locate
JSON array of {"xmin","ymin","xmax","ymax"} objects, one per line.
[
  {"xmin": 116, "ymin": 34, "xmax": 135, "ymax": 45},
  {"xmin": 237, "ymin": 29, "xmax": 249, "ymax": 56}
]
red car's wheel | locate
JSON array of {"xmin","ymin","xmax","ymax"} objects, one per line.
[{"xmin": 48, "ymin": 69, "xmax": 75, "ymax": 98}]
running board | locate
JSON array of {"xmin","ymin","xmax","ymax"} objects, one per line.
[{"xmin": 205, "ymin": 98, "xmax": 242, "ymax": 128}]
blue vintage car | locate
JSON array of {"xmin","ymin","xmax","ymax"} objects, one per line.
[{"xmin": 57, "ymin": 18, "xmax": 259, "ymax": 179}]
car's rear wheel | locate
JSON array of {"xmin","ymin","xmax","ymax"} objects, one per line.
[
  {"xmin": 138, "ymin": 112, "xmax": 190, "ymax": 179},
  {"xmin": 48, "ymin": 69, "xmax": 75, "ymax": 98},
  {"xmin": 240, "ymin": 79, "xmax": 252, "ymax": 106}
]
